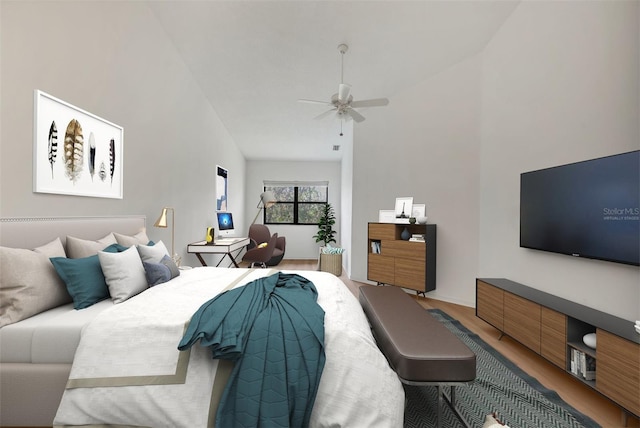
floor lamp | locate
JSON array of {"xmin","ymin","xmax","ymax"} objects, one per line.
[
  {"xmin": 154, "ymin": 207, "xmax": 181, "ymax": 266},
  {"xmin": 250, "ymin": 191, "xmax": 277, "ymax": 225}
]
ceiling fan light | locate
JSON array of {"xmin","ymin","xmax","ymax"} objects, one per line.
[{"xmin": 338, "ymin": 83, "xmax": 351, "ymax": 103}]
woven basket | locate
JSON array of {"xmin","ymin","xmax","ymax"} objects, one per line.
[{"xmin": 319, "ymin": 253, "xmax": 342, "ymax": 276}]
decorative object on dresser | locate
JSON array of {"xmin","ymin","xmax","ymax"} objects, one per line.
[
  {"xmin": 394, "ymin": 196, "xmax": 413, "ymax": 219},
  {"xmin": 33, "ymin": 90, "xmax": 123, "ymax": 199},
  {"xmin": 400, "ymin": 227, "xmax": 411, "ymax": 240},
  {"xmin": 411, "ymin": 203, "xmax": 426, "ymax": 219},
  {"xmin": 476, "ymin": 278, "xmax": 640, "ymax": 424},
  {"xmin": 379, "ymin": 199, "xmax": 427, "ymax": 224},
  {"xmin": 154, "ymin": 206, "xmax": 180, "ymax": 266},
  {"xmin": 367, "ymin": 222, "xmax": 437, "ymax": 295}
]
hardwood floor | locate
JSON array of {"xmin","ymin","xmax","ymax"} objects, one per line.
[{"xmin": 274, "ymin": 259, "xmax": 639, "ymax": 428}]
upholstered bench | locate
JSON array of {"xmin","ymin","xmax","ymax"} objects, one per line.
[{"xmin": 359, "ymin": 285, "xmax": 476, "ymax": 428}]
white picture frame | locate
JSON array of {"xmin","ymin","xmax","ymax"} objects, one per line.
[
  {"xmin": 378, "ymin": 210, "xmax": 396, "ymax": 223},
  {"xmin": 395, "ymin": 197, "xmax": 413, "ymax": 219},
  {"xmin": 216, "ymin": 165, "xmax": 228, "ymax": 211},
  {"xmin": 33, "ymin": 90, "xmax": 123, "ymax": 198},
  {"xmin": 412, "ymin": 204, "xmax": 426, "ymax": 218}
]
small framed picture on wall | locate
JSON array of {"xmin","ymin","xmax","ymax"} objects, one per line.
[{"xmin": 216, "ymin": 165, "xmax": 228, "ymax": 211}]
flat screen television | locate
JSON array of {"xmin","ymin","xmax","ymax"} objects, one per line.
[
  {"xmin": 216, "ymin": 212, "xmax": 235, "ymax": 237},
  {"xmin": 520, "ymin": 150, "xmax": 639, "ymax": 266}
]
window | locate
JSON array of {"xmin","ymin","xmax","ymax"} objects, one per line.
[{"xmin": 264, "ymin": 181, "xmax": 328, "ymax": 225}]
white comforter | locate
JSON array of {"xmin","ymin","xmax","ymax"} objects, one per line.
[{"xmin": 54, "ymin": 268, "xmax": 404, "ymax": 427}]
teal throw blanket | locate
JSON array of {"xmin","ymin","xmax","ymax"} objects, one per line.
[{"xmin": 178, "ymin": 272, "xmax": 326, "ymax": 428}]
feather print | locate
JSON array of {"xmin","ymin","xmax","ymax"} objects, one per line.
[
  {"xmin": 99, "ymin": 161, "xmax": 107, "ymax": 182},
  {"xmin": 64, "ymin": 119, "xmax": 84, "ymax": 183},
  {"xmin": 109, "ymin": 138, "xmax": 115, "ymax": 184},
  {"xmin": 48, "ymin": 121, "xmax": 58, "ymax": 178},
  {"xmin": 88, "ymin": 132, "xmax": 96, "ymax": 181}
]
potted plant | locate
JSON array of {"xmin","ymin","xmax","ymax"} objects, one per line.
[
  {"xmin": 314, "ymin": 203, "xmax": 343, "ymax": 275},
  {"xmin": 314, "ymin": 203, "xmax": 337, "ymax": 246}
]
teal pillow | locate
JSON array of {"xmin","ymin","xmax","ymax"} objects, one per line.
[
  {"xmin": 143, "ymin": 255, "xmax": 180, "ymax": 286},
  {"xmin": 50, "ymin": 243, "xmax": 122, "ymax": 309}
]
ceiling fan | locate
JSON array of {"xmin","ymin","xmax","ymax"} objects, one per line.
[{"xmin": 299, "ymin": 44, "xmax": 389, "ymax": 130}]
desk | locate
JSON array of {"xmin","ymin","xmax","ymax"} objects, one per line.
[{"xmin": 187, "ymin": 238, "xmax": 250, "ymax": 268}]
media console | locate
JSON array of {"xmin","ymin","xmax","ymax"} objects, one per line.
[{"xmin": 476, "ymin": 278, "xmax": 639, "ymax": 424}]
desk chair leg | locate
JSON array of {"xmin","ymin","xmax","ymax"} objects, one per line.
[{"xmin": 249, "ymin": 262, "xmax": 267, "ymax": 268}]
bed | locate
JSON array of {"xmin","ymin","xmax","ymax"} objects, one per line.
[{"xmin": 0, "ymin": 216, "xmax": 404, "ymax": 427}]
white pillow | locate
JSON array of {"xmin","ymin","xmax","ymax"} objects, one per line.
[
  {"xmin": 114, "ymin": 229, "xmax": 150, "ymax": 247},
  {"xmin": 137, "ymin": 240, "xmax": 169, "ymax": 264},
  {"xmin": 66, "ymin": 233, "xmax": 117, "ymax": 258},
  {"xmin": 98, "ymin": 246, "xmax": 147, "ymax": 304}
]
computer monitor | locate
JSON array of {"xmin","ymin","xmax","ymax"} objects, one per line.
[{"xmin": 216, "ymin": 212, "xmax": 235, "ymax": 237}]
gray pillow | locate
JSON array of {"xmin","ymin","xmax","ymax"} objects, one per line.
[
  {"xmin": 114, "ymin": 229, "xmax": 150, "ymax": 247},
  {"xmin": 98, "ymin": 245, "xmax": 148, "ymax": 303},
  {"xmin": 66, "ymin": 233, "xmax": 117, "ymax": 258},
  {"xmin": 137, "ymin": 241, "xmax": 169, "ymax": 264},
  {"xmin": 143, "ymin": 255, "xmax": 180, "ymax": 286},
  {"xmin": 0, "ymin": 245, "xmax": 71, "ymax": 327},
  {"xmin": 33, "ymin": 237, "xmax": 67, "ymax": 258}
]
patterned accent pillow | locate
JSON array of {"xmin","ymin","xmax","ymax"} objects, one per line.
[
  {"xmin": 143, "ymin": 255, "xmax": 180, "ymax": 286},
  {"xmin": 137, "ymin": 241, "xmax": 169, "ymax": 264}
]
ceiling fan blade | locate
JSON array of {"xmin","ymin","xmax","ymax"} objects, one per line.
[
  {"xmin": 338, "ymin": 83, "xmax": 351, "ymax": 104},
  {"xmin": 346, "ymin": 108, "xmax": 366, "ymax": 123},
  {"xmin": 313, "ymin": 109, "xmax": 337, "ymax": 120},
  {"xmin": 350, "ymin": 98, "xmax": 389, "ymax": 108},
  {"xmin": 298, "ymin": 98, "xmax": 331, "ymax": 105}
]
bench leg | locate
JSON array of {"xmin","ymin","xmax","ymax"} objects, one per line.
[
  {"xmin": 402, "ymin": 380, "xmax": 473, "ymax": 428},
  {"xmin": 442, "ymin": 385, "xmax": 471, "ymax": 428},
  {"xmin": 436, "ymin": 385, "xmax": 443, "ymax": 428},
  {"xmin": 450, "ymin": 385, "xmax": 456, "ymax": 408}
]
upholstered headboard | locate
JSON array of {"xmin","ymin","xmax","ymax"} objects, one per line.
[{"xmin": 0, "ymin": 216, "xmax": 146, "ymax": 250}]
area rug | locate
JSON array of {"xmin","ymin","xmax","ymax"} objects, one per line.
[{"xmin": 403, "ymin": 309, "xmax": 600, "ymax": 428}]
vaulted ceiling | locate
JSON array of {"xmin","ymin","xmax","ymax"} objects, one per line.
[{"xmin": 148, "ymin": 1, "xmax": 519, "ymax": 161}]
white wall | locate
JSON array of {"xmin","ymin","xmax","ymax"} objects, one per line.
[
  {"xmin": 244, "ymin": 160, "xmax": 342, "ymax": 259},
  {"xmin": 352, "ymin": 0, "xmax": 639, "ymax": 321},
  {"xmin": 0, "ymin": 1, "xmax": 246, "ymax": 267},
  {"xmin": 340, "ymin": 122, "xmax": 355, "ymax": 277},
  {"xmin": 479, "ymin": 1, "xmax": 639, "ymax": 321},
  {"xmin": 352, "ymin": 54, "xmax": 482, "ymax": 306}
]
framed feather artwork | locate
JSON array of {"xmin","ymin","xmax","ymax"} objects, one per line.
[{"xmin": 33, "ymin": 90, "xmax": 123, "ymax": 198}]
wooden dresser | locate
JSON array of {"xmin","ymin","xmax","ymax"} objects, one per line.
[{"xmin": 367, "ymin": 223, "xmax": 436, "ymax": 294}]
